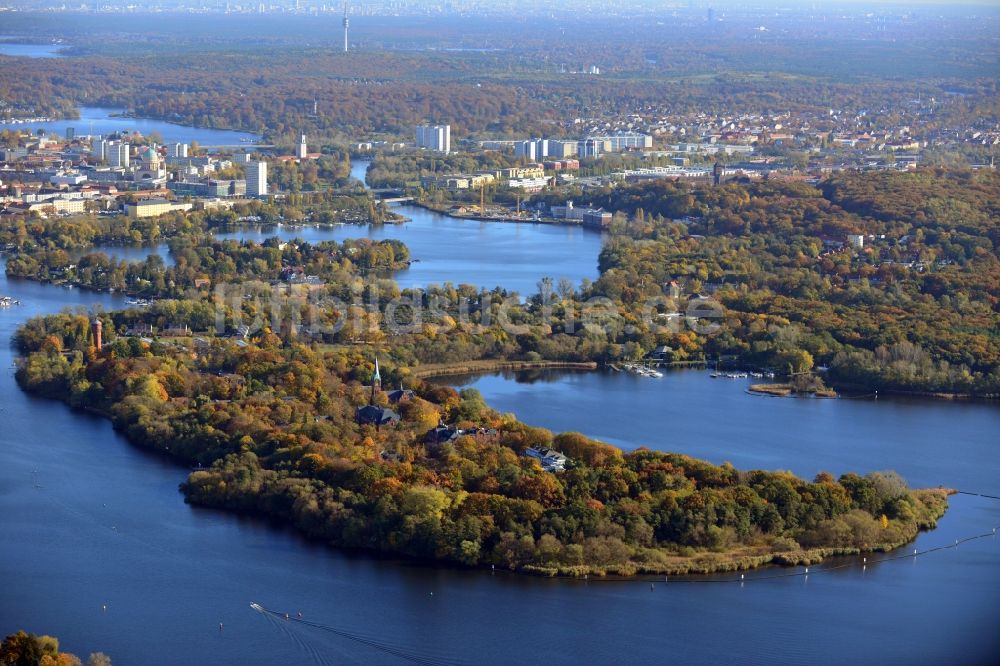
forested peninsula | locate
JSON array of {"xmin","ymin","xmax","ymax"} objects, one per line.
[{"xmin": 16, "ymin": 312, "xmax": 948, "ymax": 577}]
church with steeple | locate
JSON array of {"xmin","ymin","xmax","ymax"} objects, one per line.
[{"xmin": 355, "ymin": 356, "xmax": 400, "ymax": 428}]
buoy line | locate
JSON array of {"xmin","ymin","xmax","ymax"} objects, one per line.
[{"xmin": 642, "ymin": 527, "xmax": 999, "ymax": 585}]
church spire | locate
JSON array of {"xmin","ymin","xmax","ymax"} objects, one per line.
[{"xmin": 370, "ymin": 356, "xmax": 382, "ymax": 404}]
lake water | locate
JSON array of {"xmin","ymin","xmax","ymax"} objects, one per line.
[
  {"xmin": 0, "ymin": 106, "xmax": 260, "ymax": 145},
  {"xmin": 0, "ymin": 42, "xmax": 66, "ymax": 58},
  {"xmin": 214, "ymin": 208, "xmax": 600, "ymax": 295},
  {"xmin": 440, "ymin": 369, "xmax": 1000, "ymax": 500},
  {"xmin": 0, "ymin": 161, "xmax": 997, "ymax": 662},
  {"xmin": 211, "ymin": 160, "xmax": 604, "ymax": 294},
  {"xmin": 67, "ymin": 243, "xmax": 175, "ymax": 268},
  {"xmin": 54, "ymin": 167, "xmax": 601, "ymax": 294}
]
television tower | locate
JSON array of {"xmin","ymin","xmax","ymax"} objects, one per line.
[{"xmin": 342, "ymin": 2, "xmax": 349, "ymax": 54}]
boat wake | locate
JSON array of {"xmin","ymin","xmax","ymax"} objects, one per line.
[{"xmin": 250, "ymin": 602, "xmax": 465, "ymax": 666}]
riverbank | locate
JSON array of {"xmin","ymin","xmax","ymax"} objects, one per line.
[
  {"xmin": 0, "ymin": 105, "xmax": 261, "ymax": 144},
  {"xmin": 828, "ymin": 380, "xmax": 999, "ymax": 402},
  {"xmin": 408, "ymin": 199, "xmax": 586, "ymax": 228},
  {"xmin": 524, "ymin": 488, "xmax": 951, "ymax": 577},
  {"xmin": 183, "ymin": 486, "xmax": 951, "ymax": 581},
  {"xmin": 108, "ymin": 109, "xmax": 262, "ymax": 141},
  {"xmin": 412, "ymin": 359, "xmax": 598, "ymax": 379}
]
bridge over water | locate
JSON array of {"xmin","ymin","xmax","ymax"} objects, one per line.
[{"xmin": 370, "ymin": 187, "xmax": 413, "ymax": 203}]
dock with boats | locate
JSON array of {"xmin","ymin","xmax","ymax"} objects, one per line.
[
  {"xmin": 609, "ymin": 363, "xmax": 663, "ymax": 378},
  {"xmin": 710, "ymin": 370, "xmax": 774, "ymax": 380},
  {"xmin": 0, "ymin": 296, "xmax": 21, "ymax": 308}
]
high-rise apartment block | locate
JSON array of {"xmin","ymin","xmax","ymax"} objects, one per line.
[
  {"xmin": 246, "ymin": 160, "xmax": 268, "ymax": 198},
  {"xmin": 515, "ymin": 139, "xmax": 550, "ymax": 161},
  {"xmin": 91, "ymin": 139, "xmax": 108, "ymax": 162},
  {"xmin": 415, "ymin": 124, "xmax": 451, "ymax": 154},
  {"xmin": 547, "ymin": 140, "xmax": 578, "ymax": 158},
  {"xmin": 109, "ymin": 141, "xmax": 130, "ymax": 168}
]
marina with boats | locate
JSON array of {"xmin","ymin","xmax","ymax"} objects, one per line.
[
  {"xmin": 608, "ymin": 360, "xmax": 775, "ymax": 381},
  {"xmin": 609, "ymin": 363, "xmax": 663, "ymax": 378},
  {"xmin": 124, "ymin": 297, "xmax": 154, "ymax": 307}
]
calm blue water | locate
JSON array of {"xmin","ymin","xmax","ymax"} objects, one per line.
[
  {"xmin": 210, "ymin": 160, "xmax": 604, "ymax": 294},
  {"xmin": 0, "ymin": 166, "xmax": 998, "ymax": 663},
  {"xmin": 0, "ymin": 106, "xmax": 259, "ymax": 145},
  {"xmin": 440, "ymin": 369, "xmax": 1000, "ymax": 497},
  {"xmin": 69, "ymin": 212, "xmax": 598, "ymax": 295},
  {"xmin": 215, "ymin": 207, "xmax": 601, "ymax": 295},
  {"xmin": 0, "ymin": 42, "xmax": 66, "ymax": 58},
  {"xmin": 67, "ymin": 243, "xmax": 175, "ymax": 268}
]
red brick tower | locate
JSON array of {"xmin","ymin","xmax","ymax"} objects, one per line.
[{"xmin": 92, "ymin": 318, "xmax": 103, "ymax": 350}]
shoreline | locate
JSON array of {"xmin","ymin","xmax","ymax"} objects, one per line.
[
  {"xmin": 412, "ymin": 359, "xmax": 598, "ymax": 379},
  {"xmin": 108, "ymin": 109, "xmax": 261, "ymax": 140},
  {"xmin": 828, "ymin": 380, "xmax": 999, "ymax": 402},
  {"xmin": 407, "ymin": 199, "xmax": 595, "ymax": 229},
  {"xmin": 191, "ymin": 488, "xmax": 952, "ymax": 580}
]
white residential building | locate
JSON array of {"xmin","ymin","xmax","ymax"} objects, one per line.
[
  {"xmin": 91, "ymin": 139, "xmax": 108, "ymax": 162},
  {"xmin": 246, "ymin": 161, "xmax": 268, "ymax": 198},
  {"xmin": 507, "ymin": 176, "xmax": 549, "ymax": 192},
  {"xmin": 108, "ymin": 141, "xmax": 130, "ymax": 168},
  {"xmin": 588, "ymin": 132, "xmax": 653, "ymax": 151},
  {"xmin": 514, "ymin": 140, "xmax": 537, "ymax": 161},
  {"xmin": 514, "ymin": 139, "xmax": 550, "ymax": 160},
  {"xmin": 415, "ymin": 124, "xmax": 451, "ymax": 154}
]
